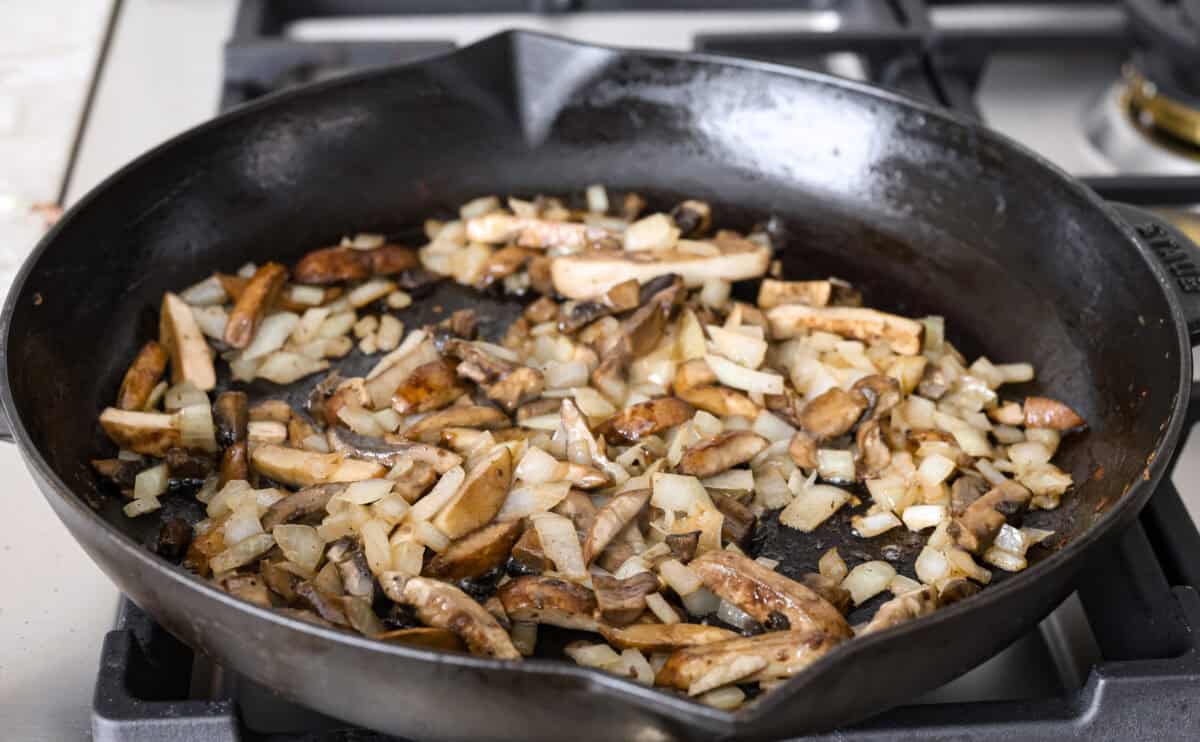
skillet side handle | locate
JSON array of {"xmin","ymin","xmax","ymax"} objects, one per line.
[{"xmin": 1111, "ymin": 203, "xmax": 1200, "ymax": 347}]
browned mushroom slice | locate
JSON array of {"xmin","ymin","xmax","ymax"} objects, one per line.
[
  {"xmin": 757, "ymin": 279, "xmax": 832, "ymax": 309},
  {"xmin": 947, "ymin": 480, "xmax": 1032, "ymax": 554},
  {"xmin": 183, "ymin": 515, "xmax": 226, "ymax": 577},
  {"xmin": 327, "ymin": 538, "xmax": 374, "ymax": 600},
  {"xmin": 526, "ymin": 255, "xmax": 555, "ymax": 295},
  {"xmin": 604, "ymin": 278, "xmax": 641, "ymax": 312},
  {"xmin": 442, "ymin": 339, "xmax": 514, "ymax": 383},
  {"xmin": 655, "ymin": 629, "xmax": 843, "ymax": 691},
  {"xmin": 336, "ymin": 429, "xmax": 463, "ymax": 474},
  {"xmin": 937, "ymin": 577, "xmax": 982, "ymax": 606},
  {"xmin": 224, "ymin": 262, "xmax": 287, "ymax": 349},
  {"xmin": 676, "ymin": 431, "xmax": 769, "ymax": 478},
  {"xmin": 557, "ymin": 300, "xmax": 614, "ymax": 334},
  {"xmin": 477, "ymin": 245, "xmax": 537, "ymax": 288},
  {"xmin": 851, "ymin": 375, "xmax": 902, "ymax": 422},
  {"xmin": 665, "ymin": 531, "xmax": 701, "ymax": 563},
  {"xmin": 516, "ymin": 397, "xmax": 561, "ymax": 422},
  {"xmin": 390, "ymin": 460, "xmax": 438, "ymax": 503},
  {"xmin": 592, "ymin": 573, "xmax": 660, "ymax": 626},
  {"xmin": 601, "ymin": 622, "xmax": 738, "ymax": 652},
  {"xmin": 221, "ymin": 574, "xmax": 273, "ymax": 608},
  {"xmin": 598, "ymin": 397, "xmax": 694, "ymax": 444},
  {"xmin": 117, "ymin": 341, "xmax": 169, "ymax": 410},
  {"xmin": 160, "ymin": 292, "xmax": 217, "ymax": 391},
  {"xmin": 398, "ymin": 405, "xmax": 510, "ymax": 443},
  {"xmin": 551, "ymin": 240, "xmax": 770, "ymax": 300},
  {"xmin": 553, "ymin": 490, "xmax": 598, "ymax": 542},
  {"xmin": 293, "ymin": 244, "xmax": 417, "ymax": 284},
  {"xmin": 689, "ymin": 550, "xmax": 853, "ymax": 639},
  {"xmin": 482, "ymin": 367, "xmax": 545, "ymax": 413},
  {"xmin": 677, "ymin": 385, "xmax": 760, "ymax": 418},
  {"xmin": 431, "ymin": 447, "xmax": 513, "ymax": 540},
  {"xmin": 392, "ymin": 359, "xmax": 465, "ymax": 414},
  {"xmin": 424, "ymin": 520, "xmax": 524, "ymax": 580},
  {"xmin": 860, "ymin": 586, "xmax": 939, "ymax": 635},
  {"xmin": 1023, "ymin": 396, "xmax": 1086, "ymax": 431},
  {"xmin": 764, "ymin": 389, "xmax": 805, "ymax": 428},
  {"xmin": 250, "ymin": 444, "xmax": 386, "ymax": 488},
  {"xmin": 673, "ymin": 358, "xmax": 717, "ymax": 393},
  {"xmin": 92, "ymin": 458, "xmax": 146, "ymax": 489},
  {"xmin": 582, "ymin": 488, "xmax": 651, "ymax": 564},
  {"xmin": 375, "ymin": 627, "xmax": 466, "ymax": 652},
  {"xmin": 800, "ymin": 573, "xmax": 852, "ymax": 615},
  {"xmin": 767, "ymin": 305, "xmax": 924, "ymax": 356},
  {"xmin": 155, "ymin": 517, "xmax": 192, "ymax": 562},
  {"xmin": 524, "ymin": 296, "xmax": 559, "ymax": 323},
  {"xmin": 466, "ymin": 213, "xmax": 611, "ymax": 250},
  {"xmin": 510, "ymin": 527, "xmax": 551, "ymax": 575},
  {"xmin": 250, "ymin": 399, "xmax": 292, "ymax": 424},
  {"xmin": 498, "ymin": 575, "xmax": 600, "ymax": 632},
  {"xmin": 214, "ymin": 391, "xmax": 248, "ymax": 447},
  {"xmin": 399, "ymin": 576, "xmax": 521, "ymax": 659},
  {"xmin": 295, "ymin": 581, "xmax": 350, "ymax": 626},
  {"xmin": 670, "ymin": 200, "xmax": 712, "ymax": 238},
  {"xmin": 99, "ymin": 408, "xmax": 181, "ymax": 457},
  {"xmin": 262, "ymin": 483, "xmax": 346, "ymax": 530},
  {"xmin": 855, "ymin": 420, "xmax": 891, "ymax": 479},
  {"xmin": 260, "ymin": 559, "xmax": 301, "ymax": 603},
  {"xmin": 917, "ymin": 363, "xmax": 950, "ymax": 400},
  {"xmin": 797, "ymin": 387, "xmax": 869, "ymax": 440},
  {"xmin": 709, "ymin": 491, "xmax": 756, "ymax": 547},
  {"xmin": 949, "ymin": 474, "xmax": 988, "ymax": 516},
  {"xmin": 165, "ymin": 448, "xmax": 214, "ymax": 480},
  {"xmin": 788, "ymin": 430, "xmax": 818, "ymax": 470},
  {"xmin": 288, "ymin": 416, "xmax": 318, "ymax": 448}
]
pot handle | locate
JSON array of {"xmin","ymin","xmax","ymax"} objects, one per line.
[{"xmin": 1110, "ymin": 203, "xmax": 1200, "ymax": 346}]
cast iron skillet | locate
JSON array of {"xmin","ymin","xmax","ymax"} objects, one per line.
[{"xmin": 4, "ymin": 31, "xmax": 1200, "ymax": 741}]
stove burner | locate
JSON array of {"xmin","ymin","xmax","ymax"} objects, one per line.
[
  {"xmin": 1125, "ymin": 66, "xmax": 1200, "ymax": 156},
  {"xmin": 1083, "ymin": 68, "xmax": 1200, "ymax": 176}
]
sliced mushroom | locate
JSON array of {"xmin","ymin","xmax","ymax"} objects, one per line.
[
  {"xmin": 335, "ymin": 428, "xmax": 462, "ymax": 473},
  {"xmin": 851, "ymin": 375, "xmax": 902, "ymax": 422},
  {"xmin": 757, "ymin": 279, "xmax": 832, "ymax": 309},
  {"xmin": 260, "ymin": 559, "xmax": 301, "ymax": 603},
  {"xmin": 557, "ymin": 300, "xmax": 613, "ymax": 335},
  {"xmin": 524, "ymin": 296, "xmax": 559, "ymax": 323},
  {"xmin": 689, "ymin": 550, "xmax": 853, "ymax": 639},
  {"xmin": 390, "ymin": 460, "xmax": 438, "ymax": 503},
  {"xmin": 224, "ymin": 262, "xmax": 287, "ymax": 349},
  {"xmin": 788, "ymin": 430, "xmax": 818, "ymax": 470},
  {"xmin": 477, "ymin": 245, "xmax": 537, "ymax": 288},
  {"xmin": 509, "ymin": 527, "xmax": 551, "ymax": 575},
  {"xmin": 498, "ymin": 575, "xmax": 600, "ymax": 632},
  {"xmin": 709, "ymin": 491, "xmax": 756, "ymax": 547},
  {"xmin": 92, "ymin": 458, "xmax": 147, "ymax": 489},
  {"xmin": 937, "ymin": 577, "xmax": 982, "ymax": 606},
  {"xmin": 677, "ymin": 385, "xmax": 760, "ymax": 418},
  {"xmin": 947, "ymin": 480, "xmax": 1032, "ymax": 554},
  {"xmin": 99, "ymin": 408, "xmax": 181, "ymax": 456},
  {"xmin": 482, "ymin": 367, "xmax": 545, "ymax": 413},
  {"xmin": 165, "ymin": 447, "xmax": 213, "ymax": 480},
  {"xmin": 1023, "ymin": 396, "xmax": 1086, "ymax": 431},
  {"xmin": 551, "ymin": 239, "xmax": 770, "ymax": 300},
  {"xmin": 764, "ymin": 389, "xmax": 805, "ymax": 428},
  {"xmin": 855, "ymin": 420, "xmax": 891, "ymax": 479},
  {"xmin": 676, "ymin": 431, "xmax": 768, "ymax": 478},
  {"xmin": 593, "ymin": 573, "xmax": 660, "ymax": 626},
  {"xmin": 949, "ymin": 473, "xmax": 988, "ymax": 516},
  {"xmin": 249, "ymin": 444, "xmax": 386, "ymax": 488},
  {"xmin": 392, "ymin": 359, "xmax": 466, "ymax": 414},
  {"xmin": 395, "ymin": 576, "xmax": 520, "ymax": 659},
  {"xmin": 250, "ymin": 399, "xmax": 293, "ymax": 423},
  {"xmin": 443, "ymin": 339, "xmax": 515, "ymax": 384},
  {"xmin": 160, "ymin": 292, "xmax": 216, "ymax": 391},
  {"xmin": 262, "ymin": 483, "xmax": 346, "ymax": 530},
  {"xmin": 800, "ymin": 573, "xmax": 852, "ymax": 615},
  {"xmin": 860, "ymin": 585, "xmax": 939, "ymax": 635},
  {"xmin": 797, "ymin": 387, "xmax": 868, "ymax": 440},
  {"xmin": 582, "ymin": 488, "xmax": 651, "ymax": 564},
  {"xmin": 601, "ymin": 622, "xmax": 737, "ymax": 652},
  {"xmin": 767, "ymin": 304, "xmax": 924, "ymax": 356},
  {"xmin": 670, "ymin": 200, "xmax": 712, "ymax": 238},
  {"xmin": 665, "ymin": 531, "xmax": 701, "ymax": 563},
  {"xmin": 466, "ymin": 212, "xmax": 612, "ymax": 250},
  {"xmin": 516, "ymin": 397, "xmax": 561, "ymax": 422},
  {"xmin": 293, "ymin": 244, "xmax": 418, "ymax": 284},
  {"xmin": 375, "ymin": 627, "xmax": 465, "ymax": 652},
  {"xmin": 398, "ymin": 405, "xmax": 510, "ymax": 443},
  {"xmin": 598, "ymin": 397, "xmax": 694, "ymax": 443},
  {"xmin": 214, "ymin": 391, "xmax": 248, "ymax": 447},
  {"xmin": 425, "ymin": 520, "xmax": 524, "ymax": 580},
  {"xmin": 604, "ymin": 278, "xmax": 641, "ymax": 312},
  {"xmin": 155, "ymin": 517, "xmax": 192, "ymax": 562},
  {"xmin": 553, "ymin": 490, "xmax": 598, "ymax": 542},
  {"xmin": 327, "ymin": 538, "xmax": 374, "ymax": 600},
  {"xmin": 655, "ymin": 629, "xmax": 843, "ymax": 691},
  {"xmin": 221, "ymin": 574, "xmax": 273, "ymax": 609},
  {"xmin": 431, "ymin": 447, "xmax": 513, "ymax": 539},
  {"xmin": 295, "ymin": 581, "xmax": 350, "ymax": 626},
  {"xmin": 917, "ymin": 364, "xmax": 950, "ymax": 400},
  {"xmin": 117, "ymin": 341, "xmax": 169, "ymax": 410}
]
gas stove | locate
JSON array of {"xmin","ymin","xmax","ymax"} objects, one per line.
[{"xmin": 60, "ymin": 1, "xmax": 1200, "ymax": 740}]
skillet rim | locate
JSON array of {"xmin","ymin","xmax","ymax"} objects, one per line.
[{"xmin": 0, "ymin": 28, "xmax": 1190, "ymax": 728}]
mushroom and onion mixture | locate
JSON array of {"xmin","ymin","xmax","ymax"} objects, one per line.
[{"xmin": 94, "ymin": 189, "xmax": 1084, "ymax": 710}]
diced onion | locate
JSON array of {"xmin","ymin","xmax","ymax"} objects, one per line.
[
  {"xmin": 623, "ymin": 213, "xmax": 679, "ymax": 252},
  {"xmin": 255, "ymin": 352, "xmax": 329, "ymax": 384},
  {"xmin": 242, "ymin": 312, "xmax": 300, "ymax": 361},
  {"xmin": 340, "ymin": 479, "xmax": 394, "ymax": 505},
  {"xmin": 389, "ymin": 539, "xmax": 425, "ymax": 576},
  {"xmin": 681, "ymin": 587, "xmax": 721, "ymax": 617},
  {"xmin": 210, "ymin": 533, "xmax": 275, "ymax": 574},
  {"xmin": 179, "ymin": 275, "xmax": 227, "ymax": 306},
  {"xmin": 889, "ymin": 573, "xmax": 923, "ymax": 595},
  {"xmin": 779, "ymin": 483, "xmax": 850, "ymax": 531},
  {"xmin": 658, "ymin": 558, "xmax": 703, "ymax": 596},
  {"xmin": 348, "ymin": 279, "xmax": 397, "ymax": 308},
  {"xmin": 565, "ymin": 642, "xmax": 622, "ymax": 668},
  {"xmin": 699, "ymin": 279, "xmax": 731, "ymax": 309},
  {"xmin": 704, "ymin": 354, "xmax": 784, "ymax": 395},
  {"xmin": 338, "ymin": 405, "xmax": 386, "ymax": 437},
  {"xmin": 123, "ymin": 496, "xmax": 161, "ymax": 517},
  {"xmin": 816, "ymin": 449, "xmax": 856, "ymax": 483},
  {"xmin": 842, "ymin": 560, "xmax": 897, "ymax": 605},
  {"xmin": 706, "ymin": 324, "xmax": 766, "ymax": 368},
  {"xmin": 645, "ymin": 593, "xmax": 681, "ymax": 624},
  {"xmin": 409, "ymin": 466, "xmax": 465, "ymax": 522},
  {"xmin": 851, "ymin": 510, "xmax": 902, "ymax": 537},
  {"xmin": 511, "ymin": 622, "xmax": 538, "ymax": 657},
  {"xmin": 819, "ymin": 547, "xmax": 848, "ymax": 582},
  {"xmin": 701, "ymin": 469, "xmax": 754, "ymax": 492},
  {"xmin": 496, "ymin": 482, "xmax": 572, "ymax": 521},
  {"xmin": 901, "ymin": 504, "xmax": 946, "ymax": 531},
  {"xmin": 192, "ymin": 306, "xmax": 228, "ymax": 340},
  {"xmin": 544, "ymin": 361, "xmax": 589, "ymax": 389},
  {"xmin": 1007, "ymin": 441, "xmax": 1052, "ymax": 469},
  {"xmin": 752, "ymin": 410, "xmax": 796, "ymax": 443},
  {"xmin": 133, "ymin": 463, "xmax": 168, "ymax": 499},
  {"xmin": 699, "ymin": 686, "xmax": 746, "ymax": 710},
  {"xmin": 915, "ymin": 547, "xmax": 951, "ymax": 584},
  {"xmin": 360, "ymin": 518, "xmax": 393, "ymax": 573},
  {"xmin": 917, "ymin": 454, "xmax": 955, "ymax": 487},
  {"xmin": 717, "ymin": 599, "xmax": 759, "ymax": 632},
  {"xmin": 412, "ymin": 520, "xmax": 450, "ymax": 553},
  {"xmin": 247, "ymin": 420, "xmax": 287, "ymax": 445},
  {"xmin": 585, "ymin": 184, "xmax": 609, "ymax": 214},
  {"xmin": 532, "ymin": 512, "xmax": 587, "ymax": 579},
  {"xmin": 273, "ymin": 524, "xmax": 324, "ymax": 571},
  {"xmin": 754, "ymin": 466, "xmax": 792, "ymax": 510},
  {"xmin": 178, "ymin": 403, "xmax": 218, "ymax": 452}
]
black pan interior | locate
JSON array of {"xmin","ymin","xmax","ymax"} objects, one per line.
[{"xmin": 5, "ymin": 34, "xmax": 1181, "ymax": 624}]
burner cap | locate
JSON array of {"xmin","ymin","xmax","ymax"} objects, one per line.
[{"xmin": 1126, "ymin": 0, "xmax": 1200, "ymax": 94}]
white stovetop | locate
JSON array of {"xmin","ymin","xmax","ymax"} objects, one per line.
[{"xmin": 2, "ymin": 3, "xmax": 1199, "ymax": 740}]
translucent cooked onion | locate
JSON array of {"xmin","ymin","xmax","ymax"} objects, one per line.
[
  {"xmin": 901, "ymin": 504, "xmax": 946, "ymax": 532},
  {"xmin": 915, "ymin": 546, "xmax": 951, "ymax": 584},
  {"xmin": 133, "ymin": 463, "xmax": 168, "ymax": 499},
  {"xmin": 515, "ymin": 447, "xmax": 560, "ymax": 485},
  {"xmin": 243, "ymin": 312, "xmax": 300, "ymax": 361},
  {"xmin": 256, "ymin": 352, "xmax": 328, "ymax": 384},
  {"xmin": 413, "ymin": 520, "xmax": 450, "ymax": 553},
  {"xmin": 889, "ymin": 573, "xmax": 923, "ymax": 596},
  {"xmin": 511, "ymin": 622, "xmax": 538, "ymax": 657},
  {"xmin": 273, "ymin": 524, "xmax": 324, "ymax": 571},
  {"xmin": 658, "ymin": 558, "xmax": 704, "ymax": 597},
  {"xmin": 717, "ymin": 599, "xmax": 759, "ymax": 631},
  {"xmin": 179, "ymin": 275, "xmax": 228, "ymax": 306},
  {"xmin": 752, "ymin": 410, "xmax": 795, "ymax": 443},
  {"xmin": 707, "ymin": 324, "xmax": 766, "ymax": 368},
  {"xmin": 340, "ymin": 479, "xmax": 394, "ymax": 505},
  {"xmin": 623, "ymin": 213, "xmax": 679, "ymax": 252},
  {"xmin": 842, "ymin": 560, "xmax": 896, "ymax": 605},
  {"xmin": 1007, "ymin": 441, "xmax": 1053, "ymax": 469},
  {"xmin": 348, "ymin": 279, "xmax": 397, "ymax": 308},
  {"xmin": 701, "ymin": 469, "xmax": 754, "ymax": 493},
  {"xmin": 223, "ymin": 506, "xmax": 264, "ymax": 546},
  {"xmin": 779, "ymin": 483, "xmax": 850, "ymax": 532},
  {"xmin": 917, "ymin": 454, "xmax": 955, "ymax": 487},
  {"xmin": 753, "ymin": 465, "xmax": 792, "ymax": 510},
  {"xmin": 337, "ymin": 405, "xmax": 387, "ymax": 437},
  {"xmin": 496, "ymin": 482, "xmax": 572, "ymax": 521},
  {"xmin": 370, "ymin": 495, "xmax": 410, "ymax": 525},
  {"xmin": 851, "ymin": 510, "xmax": 902, "ymax": 538},
  {"xmin": 565, "ymin": 642, "xmax": 622, "ymax": 669},
  {"xmin": 360, "ymin": 518, "xmax": 393, "ymax": 573},
  {"xmin": 408, "ymin": 466, "xmax": 465, "ymax": 522},
  {"xmin": 210, "ymin": 533, "xmax": 275, "ymax": 574},
  {"xmin": 816, "ymin": 449, "xmax": 856, "ymax": 484},
  {"xmin": 544, "ymin": 361, "xmax": 589, "ymax": 389},
  {"xmin": 178, "ymin": 403, "xmax": 218, "ymax": 452},
  {"xmin": 704, "ymin": 353, "xmax": 784, "ymax": 395},
  {"xmin": 532, "ymin": 512, "xmax": 587, "ymax": 579},
  {"xmin": 645, "ymin": 593, "xmax": 681, "ymax": 624},
  {"xmin": 389, "ymin": 539, "xmax": 425, "ymax": 576},
  {"xmin": 123, "ymin": 496, "xmax": 161, "ymax": 518},
  {"xmin": 699, "ymin": 279, "xmax": 731, "ymax": 309},
  {"xmin": 819, "ymin": 547, "xmax": 848, "ymax": 582},
  {"xmin": 699, "ymin": 686, "xmax": 746, "ymax": 710},
  {"xmin": 682, "ymin": 587, "xmax": 721, "ymax": 617}
]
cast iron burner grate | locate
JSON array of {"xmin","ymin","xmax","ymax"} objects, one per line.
[{"xmin": 91, "ymin": 1, "xmax": 1200, "ymax": 739}]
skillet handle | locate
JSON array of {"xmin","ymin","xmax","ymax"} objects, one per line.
[{"xmin": 1111, "ymin": 203, "xmax": 1200, "ymax": 346}]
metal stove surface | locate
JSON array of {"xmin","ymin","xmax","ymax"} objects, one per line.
[{"xmin": 72, "ymin": 1, "xmax": 1200, "ymax": 740}]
